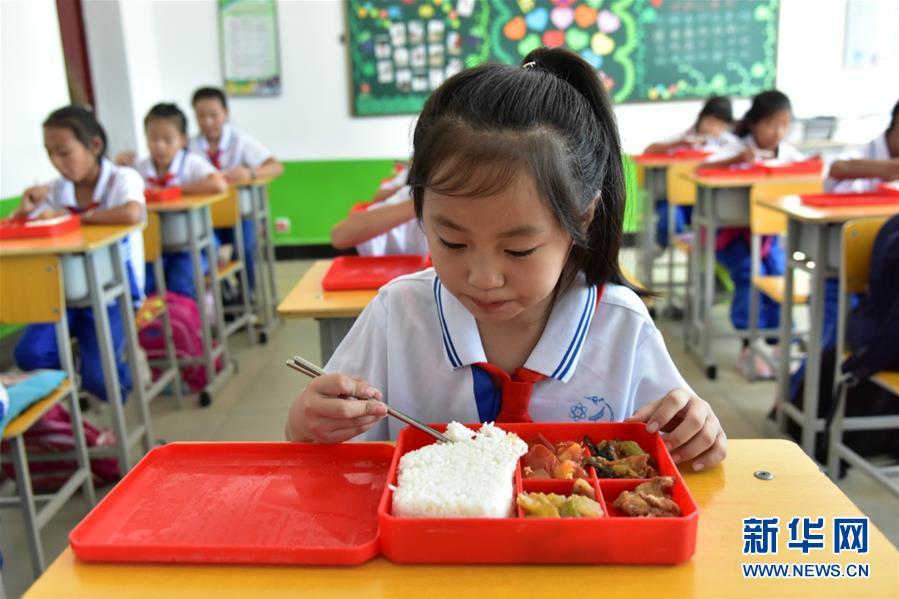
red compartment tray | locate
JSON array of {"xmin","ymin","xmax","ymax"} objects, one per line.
[
  {"xmin": 70, "ymin": 423, "xmax": 698, "ymax": 566},
  {"xmin": 763, "ymin": 159, "xmax": 823, "ymax": 175},
  {"xmin": 0, "ymin": 214, "xmax": 80, "ymax": 239},
  {"xmin": 634, "ymin": 149, "xmax": 711, "ymax": 162},
  {"xmin": 144, "ymin": 186, "xmax": 182, "ymax": 203},
  {"xmin": 696, "ymin": 159, "xmax": 823, "ymax": 178},
  {"xmin": 800, "ymin": 192, "xmax": 899, "ymax": 207},
  {"xmin": 322, "ymin": 255, "xmax": 431, "ymax": 291},
  {"xmin": 70, "ymin": 443, "xmax": 395, "ymax": 565}
]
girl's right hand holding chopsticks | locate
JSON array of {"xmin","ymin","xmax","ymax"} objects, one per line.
[{"xmin": 286, "ymin": 373, "xmax": 386, "ymax": 443}]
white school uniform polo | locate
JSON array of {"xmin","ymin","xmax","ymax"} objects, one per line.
[
  {"xmin": 188, "ymin": 124, "xmax": 272, "ymax": 171},
  {"xmin": 324, "ymin": 269, "xmax": 691, "ymax": 441},
  {"xmin": 36, "ymin": 158, "xmax": 147, "ymax": 298},
  {"xmin": 355, "ymin": 185, "xmax": 429, "ymax": 256},
  {"xmin": 135, "ymin": 150, "xmax": 217, "ymax": 187},
  {"xmin": 705, "ymin": 134, "xmax": 805, "ymax": 164},
  {"xmin": 824, "ymin": 133, "xmax": 892, "ymax": 193}
]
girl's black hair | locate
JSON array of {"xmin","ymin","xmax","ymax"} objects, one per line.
[
  {"xmin": 734, "ymin": 90, "xmax": 792, "ymax": 137},
  {"xmin": 43, "ymin": 105, "xmax": 107, "ymax": 161},
  {"xmin": 409, "ymin": 46, "xmax": 646, "ymax": 296},
  {"xmin": 887, "ymin": 99, "xmax": 899, "ymax": 134},
  {"xmin": 695, "ymin": 95, "xmax": 733, "ymax": 128},
  {"xmin": 191, "ymin": 86, "xmax": 228, "ymax": 111},
  {"xmin": 144, "ymin": 103, "xmax": 188, "ymax": 135}
]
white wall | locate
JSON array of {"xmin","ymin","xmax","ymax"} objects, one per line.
[
  {"xmin": 0, "ymin": 0, "xmax": 71, "ymax": 198},
  {"xmin": 79, "ymin": 0, "xmax": 899, "ymax": 161}
]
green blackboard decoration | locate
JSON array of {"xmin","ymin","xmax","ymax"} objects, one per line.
[{"xmin": 346, "ymin": 0, "xmax": 778, "ymax": 115}]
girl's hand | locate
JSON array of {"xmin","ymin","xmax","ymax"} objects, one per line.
[
  {"xmin": 286, "ymin": 373, "xmax": 387, "ymax": 444},
  {"xmin": 224, "ymin": 166, "xmax": 251, "ymax": 184},
  {"xmin": 625, "ymin": 388, "xmax": 727, "ymax": 471},
  {"xmin": 15, "ymin": 185, "xmax": 50, "ymax": 217},
  {"xmin": 739, "ymin": 147, "xmax": 758, "ymax": 164}
]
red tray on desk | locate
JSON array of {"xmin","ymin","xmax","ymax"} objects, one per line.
[
  {"xmin": 69, "ymin": 423, "xmax": 698, "ymax": 566},
  {"xmin": 144, "ymin": 186, "xmax": 182, "ymax": 203},
  {"xmin": 322, "ymin": 255, "xmax": 431, "ymax": 291},
  {"xmin": 634, "ymin": 149, "xmax": 711, "ymax": 162},
  {"xmin": 763, "ymin": 158, "xmax": 823, "ymax": 175},
  {"xmin": 800, "ymin": 191, "xmax": 899, "ymax": 207},
  {"xmin": 0, "ymin": 214, "xmax": 80, "ymax": 240},
  {"xmin": 695, "ymin": 163, "xmax": 769, "ymax": 178}
]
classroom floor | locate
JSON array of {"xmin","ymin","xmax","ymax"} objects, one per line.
[{"xmin": 2, "ymin": 254, "xmax": 897, "ymax": 598}]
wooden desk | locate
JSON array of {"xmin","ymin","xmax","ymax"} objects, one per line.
[
  {"xmin": 0, "ymin": 224, "xmax": 152, "ymax": 474},
  {"xmin": 631, "ymin": 154, "xmax": 706, "ymax": 291},
  {"xmin": 681, "ymin": 172, "xmax": 822, "ymax": 380},
  {"xmin": 147, "ymin": 193, "xmax": 234, "ymax": 405},
  {"xmin": 233, "ymin": 176, "xmax": 281, "ymax": 343},
  {"xmin": 759, "ymin": 195, "xmax": 899, "ymax": 457},
  {"xmin": 24, "ymin": 440, "xmax": 898, "ymax": 599},
  {"xmin": 277, "ymin": 260, "xmax": 375, "ymax": 361}
]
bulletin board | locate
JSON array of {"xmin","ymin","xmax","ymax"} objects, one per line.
[
  {"xmin": 219, "ymin": 0, "xmax": 282, "ymax": 96},
  {"xmin": 346, "ymin": 0, "xmax": 779, "ymax": 115}
]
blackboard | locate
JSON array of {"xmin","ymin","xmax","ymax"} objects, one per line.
[{"xmin": 346, "ymin": 0, "xmax": 779, "ymax": 116}]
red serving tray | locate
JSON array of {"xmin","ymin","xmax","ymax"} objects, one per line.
[
  {"xmin": 634, "ymin": 149, "xmax": 711, "ymax": 162},
  {"xmin": 70, "ymin": 423, "xmax": 698, "ymax": 566},
  {"xmin": 878, "ymin": 181, "xmax": 899, "ymax": 196},
  {"xmin": 70, "ymin": 443, "xmax": 395, "ymax": 565},
  {"xmin": 144, "ymin": 186, "xmax": 182, "ymax": 203},
  {"xmin": 695, "ymin": 163, "xmax": 769, "ymax": 177},
  {"xmin": 763, "ymin": 158, "xmax": 823, "ymax": 175},
  {"xmin": 322, "ymin": 255, "xmax": 431, "ymax": 291},
  {"xmin": 0, "ymin": 214, "xmax": 80, "ymax": 240},
  {"xmin": 800, "ymin": 192, "xmax": 899, "ymax": 207}
]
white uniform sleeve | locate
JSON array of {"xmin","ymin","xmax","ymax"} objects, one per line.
[
  {"xmin": 777, "ymin": 142, "xmax": 806, "ymax": 162},
  {"xmin": 703, "ymin": 136, "xmax": 746, "ymax": 163},
  {"xmin": 629, "ymin": 325, "xmax": 692, "ymax": 415},
  {"xmin": 354, "ymin": 186, "xmax": 417, "ymax": 256},
  {"xmin": 40, "ymin": 179, "xmax": 68, "ymax": 214},
  {"xmin": 236, "ymin": 132, "xmax": 273, "ymax": 169},
  {"xmin": 106, "ymin": 167, "xmax": 145, "ymax": 209},
  {"xmin": 184, "ymin": 153, "xmax": 218, "ymax": 184},
  {"xmin": 323, "ymin": 293, "xmax": 392, "ymax": 441},
  {"xmin": 823, "ymin": 141, "xmax": 876, "ymax": 193}
]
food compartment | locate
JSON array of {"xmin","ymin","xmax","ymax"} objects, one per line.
[
  {"xmin": 600, "ymin": 477, "xmax": 698, "ymax": 520},
  {"xmin": 517, "ymin": 477, "xmax": 607, "ymax": 520}
]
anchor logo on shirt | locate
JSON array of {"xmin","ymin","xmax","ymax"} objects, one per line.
[{"xmin": 569, "ymin": 396, "xmax": 614, "ymax": 423}]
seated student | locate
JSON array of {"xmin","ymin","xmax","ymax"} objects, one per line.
[
  {"xmin": 189, "ymin": 87, "xmax": 283, "ymax": 293},
  {"xmin": 13, "ymin": 106, "xmax": 145, "ymax": 403},
  {"xmin": 825, "ymin": 99, "xmax": 899, "ymax": 193},
  {"xmin": 703, "ymin": 90, "xmax": 806, "ymax": 378},
  {"xmin": 330, "ymin": 182, "xmax": 429, "ymax": 256},
  {"xmin": 645, "ymin": 96, "xmax": 738, "ymax": 248},
  {"xmin": 787, "ymin": 99, "xmax": 899, "ymax": 403},
  {"xmin": 133, "ymin": 103, "xmax": 228, "ymax": 298}
]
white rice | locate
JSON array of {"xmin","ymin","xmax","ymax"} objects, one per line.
[{"xmin": 392, "ymin": 422, "xmax": 527, "ymax": 518}]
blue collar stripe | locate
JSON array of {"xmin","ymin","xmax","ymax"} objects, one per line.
[
  {"xmin": 433, "ymin": 278, "xmax": 462, "ymax": 368},
  {"xmin": 551, "ymin": 285, "xmax": 596, "ymax": 380}
]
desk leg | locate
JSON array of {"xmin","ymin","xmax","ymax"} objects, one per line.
[
  {"xmin": 688, "ymin": 190, "xmax": 702, "ymax": 354},
  {"xmin": 233, "ymin": 203, "xmax": 256, "ymax": 346},
  {"xmin": 702, "ymin": 187, "xmax": 718, "ymax": 379},
  {"xmin": 84, "ymin": 250, "xmax": 130, "ymax": 473},
  {"xmin": 318, "ymin": 318, "xmax": 356, "ymax": 364},
  {"xmin": 11, "ymin": 435, "xmax": 44, "ymax": 577},
  {"xmin": 260, "ymin": 185, "xmax": 280, "ymax": 325},
  {"xmin": 250, "ymin": 185, "xmax": 281, "ymax": 342},
  {"xmin": 110, "ymin": 242, "xmax": 153, "ymax": 455},
  {"xmin": 801, "ymin": 225, "xmax": 828, "ymax": 457},
  {"xmin": 776, "ymin": 219, "xmax": 797, "ymax": 433},
  {"xmin": 641, "ymin": 168, "xmax": 657, "ymax": 290}
]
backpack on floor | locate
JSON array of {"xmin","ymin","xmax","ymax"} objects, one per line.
[
  {"xmin": 1, "ymin": 404, "xmax": 120, "ymax": 491},
  {"xmin": 137, "ymin": 291, "xmax": 222, "ymax": 393}
]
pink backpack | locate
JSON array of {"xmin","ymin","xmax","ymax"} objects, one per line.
[
  {"xmin": 1, "ymin": 404, "xmax": 120, "ymax": 491},
  {"xmin": 138, "ymin": 291, "xmax": 222, "ymax": 393}
]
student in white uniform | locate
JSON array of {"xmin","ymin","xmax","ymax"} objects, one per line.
[
  {"xmin": 189, "ymin": 87, "xmax": 283, "ymax": 293},
  {"xmin": 133, "ymin": 103, "xmax": 228, "ymax": 298},
  {"xmin": 330, "ymin": 184, "xmax": 430, "ymax": 256},
  {"xmin": 788, "ymin": 100, "xmax": 899, "ymax": 405},
  {"xmin": 13, "ymin": 106, "xmax": 145, "ymax": 403},
  {"xmin": 825, "ymin": 99, "xmax": 899, "ymax": 193},
  {"xmin": 644, "ymin": 95, "xmax": 738, "ymax": 248},
  {"xmin": 286, "ymin": 48, "xmax": 727, "ymax": 472},
  {"xmin": 702, "ymin": 90, "xmax": 807, "ymax": 378}
]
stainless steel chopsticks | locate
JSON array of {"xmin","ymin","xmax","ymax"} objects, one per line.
[{"xmin": 286, "ymin": 355, "xmax": 450, "ymax": 443}]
